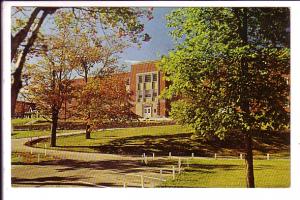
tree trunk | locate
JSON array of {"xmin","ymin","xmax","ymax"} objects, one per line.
[
  {"xmin": 85, "ymin": 123, "xmax": 91, "ymax": 139},
  {"xmin": 11, "ymin": 8, "xmax": 41, "ymax": 61},
  {"xmin": 84, "ymin": 65, "xmax": 91, "ymax": 139},
  {"xmin": 50, "ymin": 108, "xmax": 59, "ymax": 147},
  {"xmin": 11, "ymin": 69, "xmax": 23, "ymax": 117},
  {"xmin": 237, "ymin": 8, "xmax": 255, "ymax": 188},
  {"xmin": 11, "ymin": 7, "xmax": 57, "ymax": 61},
  {"xmin": 245, "ymin": 131, "xmax": 255, "ymax": 188},
  {"xmin": 11, "ymin": 10, "xmax": 49, "ymax": 117}
]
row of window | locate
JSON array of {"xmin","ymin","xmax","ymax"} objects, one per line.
[
  {"xmin": 138, "ymin": 73, "xmax": 158, "ymax": 83},
  {"xmin": 137, "ymin": 82, "xmax": 158, "ymax": 90},
  {"xmin": 138, "ymin": 90, "xmax": 158, "ymax": 98}
]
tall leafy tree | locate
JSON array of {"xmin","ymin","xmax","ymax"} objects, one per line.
[{"xmin": 160, "ymin": 7, "xmax": 290, "ymax": 188}]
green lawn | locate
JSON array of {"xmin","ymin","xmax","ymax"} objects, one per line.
[
  {"xmin": 12, "ymin": 124, "xmax": 289, "ymax": 188},
  {"xmin": 34, "ymin": 125, "xmax": 193, "ymax": 153},
  {"xmin": 33, "ymin": 125, "xmax": 289, "ymax": 158},
  {"xmin": 12, "ymin": 118, "xmax": 47, "ymax": 126},
  {"xmin": 161, "ymin": 158, "xmax": 290, "ymax": 188},
  {"xmin": 12, "ymin": 130, "xmax": 79, "ymax": 139}
]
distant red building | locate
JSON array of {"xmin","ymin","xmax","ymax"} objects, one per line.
[{"xmin": 14, "ymin": 101, "xmax": 37, "ymax": 118}]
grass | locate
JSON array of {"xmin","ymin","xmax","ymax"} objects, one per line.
[
  {"xmin": 34, "ymin": 125, "xmax": 193, "ymax": 153},
  {"xmin": 12, "ymin": 124, "xmax": 289, "ymax": 188},
  {"xmin": 161, "ymin": 158, "xmax": 290, "ymax": 188},
  {"xmin": 33, "ymin": 125, "xmax": 289, "ymax": 158},
  {"xmin": 12, "ymin": 130, "xmax": 79, "ymax": 139},
  {"xmin": 11, "ymin": 118, "xmax": 47, "ymax": 126},
  {"xmin": 11, "ymin": 152, "xmax": 59, "ymax": 164}
]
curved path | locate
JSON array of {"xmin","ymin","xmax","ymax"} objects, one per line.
[{"xmin": 12, "ymin": 131, "xmax": 170, "ymax": 188}]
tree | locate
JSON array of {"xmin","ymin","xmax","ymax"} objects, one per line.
[
  {"xmin": 55, "ymin": 10, "xmax": 128, "ymax": 139},
  {"xmin": 11, "ymin": 7, "xmax": 153, "ymax": 116},
  {"xmin": 73, "ymin": 74, "xmax": 137, "ymax": 133},
  {"xmin": 27, "ymin": 30, "xmax": 76, "ymax": 147},
  {"xmin": 160, "ymin": 8, "xmax": 290, "ymax": 188},
  {"xmin": 11, "ymin": 7, "xmax": 57, "ymax": 117}
]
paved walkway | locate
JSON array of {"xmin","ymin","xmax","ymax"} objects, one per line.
[{"xmin": 12, "ymin": 131, "xmax": 171, "ymax": 188}]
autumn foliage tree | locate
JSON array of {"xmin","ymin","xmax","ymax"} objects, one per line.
[
  {"xmin": 27, "ymin": 22, "xmax": 78, "ymax": 147},
  {"xmin": 160, "ymin": 8, "xmax": 290, "ymax": 188},
  {"xmin": 72, "ymin": 74, "xmax": 137, "ymax": 133},
  {"xmin": 11, "ymin": 7, "xmax": 153, "ymax": 117}
]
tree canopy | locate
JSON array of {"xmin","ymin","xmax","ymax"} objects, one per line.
[
  {"xmin": 11, "ymin": 7, "xmax": 153, "ymax": 116},
  {"xmin": 160, "ymin": 7, "xmax": 290, "ymax": 187}
]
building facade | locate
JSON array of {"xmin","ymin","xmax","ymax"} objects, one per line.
[
  {"xmin": 128, "ymin": 60, "xmax": 170, "ymax": 118},
  {"xmin": 14, "ymin": 61, "xmax": 170, "ymax": 119}
]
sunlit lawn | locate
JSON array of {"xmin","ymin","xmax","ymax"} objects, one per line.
[
  {"xmin": 11, "ymin": 118, "xmax": 46, "ymax": 126},
  {"xmin": 161, "ymin": 159, "xmax": 290, "ymax": 188}
]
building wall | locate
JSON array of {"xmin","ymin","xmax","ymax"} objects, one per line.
[{"xmin": 129, "ymin": 61, "xmax": 169, "ymax": 118}]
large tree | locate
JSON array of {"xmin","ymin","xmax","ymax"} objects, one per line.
[
  {"xmin": 11, "ymin": 7, "xmax": 153, "ymax": 116},
  {"xmin": 49, "ymin": 10, "xmax": 128, "ymax": 139},
  {"xmin": 160, "ymin": 7, "xmax": 290, "ymax": 188},
  {"xmin": 27, "ymin": 31, "xmax": 75, "ymax": 147}
]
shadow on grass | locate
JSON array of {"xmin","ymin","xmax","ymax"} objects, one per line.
[{"xmin": 54, "ymin": 130, "xmax": 289, "ymax": 157}]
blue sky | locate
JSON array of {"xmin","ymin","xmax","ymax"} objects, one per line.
[{"xmin": 119, "ymin": 7, "xmax": 176, "ymax": 70}]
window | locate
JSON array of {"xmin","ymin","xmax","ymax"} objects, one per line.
[
  {"xmin": 152, "ymin": 82, "xmax": 157, "ymax": 89},
  {"xmin": 138, "ymin": 83, "xmax": 141, "ymax": 90},
  {"xmin": 138, "ymin": 75, "xmax": 143, "ymax": 83},
  {"xmin": 153, "ymin": 109, "xmax": 157, "ymax": 113},
  {"xmin": 126, "ymin": 78, "xmax": 130, "ymax": 85},
  {"xmin": 153, "ymin": 73, "xmax": 157, "ymax": 81},
  {"xmin": 153, "ymin": 91, "xmax": 158, "ymax": 97},
  {"xmin": 145, "ymin": 74, "xmax": 151, "ymax": 82},
  {"xmin": 145, "ymin": 90, "xmax": 151, "ymax": 98}
]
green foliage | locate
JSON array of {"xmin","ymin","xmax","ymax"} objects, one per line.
[{"xmin": 160, "ymin": 8, "xmax": 290, "ymax": 139}]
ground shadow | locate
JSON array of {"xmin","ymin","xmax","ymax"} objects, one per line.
[{"xmin": 55, "ymin": 130, "xmax": 289, "ymax": 157}]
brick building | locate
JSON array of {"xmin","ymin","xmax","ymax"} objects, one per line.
[
  {"xmin": 60, "ymin": 60, "xmax": 170, "ymax": 119},
  {"xmin": 14, "ymin": 101, "xmax": 37, "ymax": 118},
  {"xmin": 128, "ymin": 60, "xmax": 170, "ymax": 118},
  {"xmin": 14, "ymin": 60, "xmax": 170, "ymax": 119}
]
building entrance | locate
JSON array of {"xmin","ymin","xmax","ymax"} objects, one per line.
[{"xmin": 144, "ymin": 106, "xmax": 152, "ymax": 118}]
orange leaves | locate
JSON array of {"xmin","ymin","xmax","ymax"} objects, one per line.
[{"xmin": 73, "ymin": 73, "xmax": 135, "ymax": 124}]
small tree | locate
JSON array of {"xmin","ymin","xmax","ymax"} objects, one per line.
[
  {"xmin": 160, "ymin": 7, "xmax": 290, "ymax": 188},
  {"xmin": 73, "ymin": 74, "xmax": 137, "ymax": 133}
]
